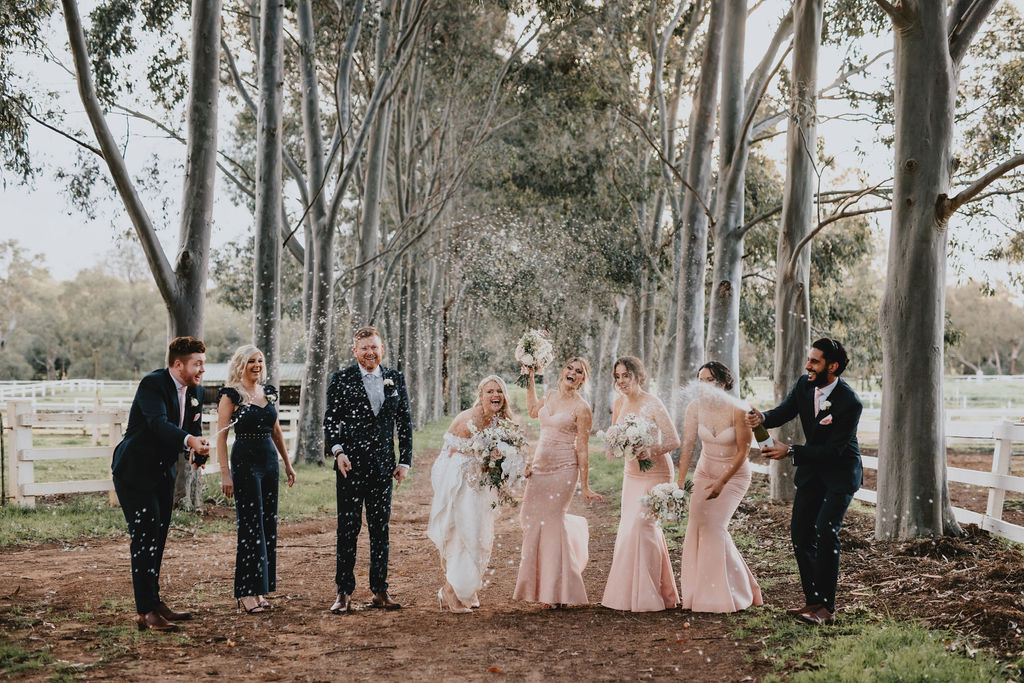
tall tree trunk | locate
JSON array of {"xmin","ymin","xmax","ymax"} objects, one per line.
[
  {"xmin": 593, "ymin": 297, "xmax": 628, "ymax": 431},
  {"xmin": 253, "ymin": 0, "xmax": 284, "ymax": 385},
  {"xmin": 670, "ymin": 0, "xmax": 725, "ymax": 414},
  {"xmin": 60, "ymin": 0, "xmax": 220, "ymax": 509},
  {"xmin": 874, "ymin": 0, "xmax": 996, "ymax": 538},
  {"xmin": 294, "ymin": 0, "xmax": 332, "ymax": 465},
  {"xmin": 770, "ymin": 0, "xmax": 821, "ymax": 502},
  {"xmin": 704, "ymin": 0, "xmax": 747, "ymax": 382},
  {"xmin": 353, "ymin": 0, "xmax": 395, "ymax": 325}
]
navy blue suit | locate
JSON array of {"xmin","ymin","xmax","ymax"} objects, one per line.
[
  {"xmin": 112, "ymin": 369, "xmax": 204, "ymax": 615},
  {"xmin": 762, "ymin": 375, "xmax": 862, "ymax": 612},
  {"xmin": 323, "ymin": 364, "xmax": 413, "ymax": 595}
]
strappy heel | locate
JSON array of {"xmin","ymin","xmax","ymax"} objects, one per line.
[{"xmin": 237, "ymin": 596, "xmax": 265, "ymax": 614}]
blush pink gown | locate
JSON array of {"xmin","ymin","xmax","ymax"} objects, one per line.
[
  {"xmin": 601, "ymin": 446, "xmax": 680, "ymax": 611},
  {"xmin": 513, "ymin": 405, "xmax": 589, "ymax": 605},
  {"xmin": 678, "ymin": 424, "xmax": 762, "ymax": 612}
]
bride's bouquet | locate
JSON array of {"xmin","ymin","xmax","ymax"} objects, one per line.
[
  {"xmin": 514, "ymin": 329, "xmax": 554, "ymax": 386},
  {"xmin": 463, "ymin": 418, "xmax": 528, "ymax": 507},
  {"xmin": 639, "ymin": 481, "xmax": 694, "ymax": 526},
  {"xmin": 599, "ymin": 412, "xmax": 657, "ymax": 471}
]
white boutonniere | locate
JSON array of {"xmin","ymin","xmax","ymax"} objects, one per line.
[
  {"xmin": 190, "ymin": 397, "xmax": 199, "ymax": 407},
  {"xmin": 820, "ymin": 400, "xmax": 831, "ymax": 412},
  {"xmin": 383, "ymin": 378, "xmax": 394, "ymax": 388},
  {"xmin": 267, "ymin": 392, "xmax": 277, "ymax": 404}
]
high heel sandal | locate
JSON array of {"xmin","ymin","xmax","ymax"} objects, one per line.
[
  {"xmin": 237, "ymin": 596, "xmax": 265, "ymax": 614},
  {"xmin": 437, "ymin": 587, "xmax": 471, "ymax": 614}
]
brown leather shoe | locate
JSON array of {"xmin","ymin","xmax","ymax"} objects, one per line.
[
  {"xmin": 136, "ymin": 611, "xmax": 179, "ymax": 632},
  {"xmin": 371, "ymin": 592, "xmax": 401, "ymax": 610},
  {"xmin": 330, "ymin": 593, "xmax": 351, "ymax": 614},
  {"xmin": 156, "ymin": 601, "xmax": 192, "ymax": 621},
  {"xmin": 796, "ymin": 606, "xmax": 835, "ymax": 625},
  {"xmin": 787, "ymin": 603, "xmax": 821, "ymax": 616}
]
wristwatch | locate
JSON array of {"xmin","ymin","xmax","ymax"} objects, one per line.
[{"xmin": 787, "ymin": 444, "xmax": 795, "ymax": 464}]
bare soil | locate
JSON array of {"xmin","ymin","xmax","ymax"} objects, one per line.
[{"xmin": 2, "ymin": 448, "xmax": 1024, "ymax": 681}]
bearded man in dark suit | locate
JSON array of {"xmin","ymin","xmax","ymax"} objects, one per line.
[
  {"xmin": 112, "ymin": 336, "xmax": 210, "ymax": 632},
  {"xmin": 323, "ymin": 326, "xmax": 413, "ymax": 613},
  {"xmin": 746, "ymin": 338, "xmax": 862, "ymax": 626}
]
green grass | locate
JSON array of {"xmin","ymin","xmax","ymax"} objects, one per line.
[
  {"xmin": 745, "ymin": 606, "xmax": 1012, "ymax": 682},
  {"xmin": 0, "ymin": 638, "xmax": 53, "ymax": 676}
]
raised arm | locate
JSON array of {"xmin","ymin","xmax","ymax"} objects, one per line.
[
  {"xmin": 575, "ymin": 403, "xmax": 603, "ymax": 503},
  {"xmin": 704, "ymin": 406, "xmax": 754, "ymax": 500},
  {"xmin": 677, "ymin": 401, "xmax": 699, "ymax": 488},
  {"xmin": 525, "ymin": 369, "xmax": 544, "ymax": 419}
]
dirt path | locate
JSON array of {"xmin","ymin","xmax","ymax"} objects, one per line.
[{"xmin": 0, "ymin": 448, "xmax": 783, "ymax": 681}]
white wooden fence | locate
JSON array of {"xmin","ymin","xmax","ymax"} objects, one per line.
[
  {"xmin": 749, "ymin": 418, "xmax": 1024, "ymax": 543},
  {"xmin": 3, "ymin": 402, "xmax": 301, "ymax": 507}
]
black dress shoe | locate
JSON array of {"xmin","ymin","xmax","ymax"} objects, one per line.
[
  {"xmin": 371, "ymin": 592, "xmax": 401, "ymax": 610},
  {"xmin": 156, "ymin": 601, "xmax": 193, "ymax": 621},
  {"xmin": 330, "ymin": 593, "xmax": 351, "ymax": 614},
  {"xmin": 137, "ymin": 611, "xmax": 179, "ymax": 632}
]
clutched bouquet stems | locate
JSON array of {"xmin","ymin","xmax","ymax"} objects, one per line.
[
  {"xmin": 639, "ymin": 480, "xmax": 694, "ymax": 526},
  {"xmin": 598, "ymin": 412, "xmax": 658, "ymax": 471},
  {"xmin": 462, "ymin": 418, "xmax": 528, "ymax": 508},
  {"xmin": 514, "ymin": 329, "xmax": 554, "ymax": 387}
]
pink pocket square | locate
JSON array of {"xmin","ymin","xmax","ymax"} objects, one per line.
[
  {"xmin": 193, "ymin": 414, "xmax": 201, "ymax": 422},
  {"xmin": 819, "ymin": 414, "xmax": 833, "ymax": 425}
]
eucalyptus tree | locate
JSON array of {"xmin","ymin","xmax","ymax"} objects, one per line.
[
  {"xmin": 252, "ymin": 0, "xmax": 284, "ymax": 385},
  {"xmin": 873, "ymin": 0, "xmax": 1024, "ymax": 539},
  {"xmin": 704, "ymin": 1, "xmax": 793, "ymax": 379},
  {"xmin": 59, "ymin": 0, "xmax": 221, "ymax": 508},
  {"xmin": 769, "ymin": 0, "xmax": 822, "ymax": 500}
]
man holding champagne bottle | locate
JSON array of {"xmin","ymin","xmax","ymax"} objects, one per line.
[{"xmin": 745, "ymin": 338, "xmax": 862, "ymax": 626}]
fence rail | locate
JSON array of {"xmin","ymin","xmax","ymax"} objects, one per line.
[
  {"xmin": 3, "ymin": 402, "xmax": 301, "ymax": 507},
  {"xmin": 749, "ymin": 418, "xmax": 1024, "ymax": 543}
]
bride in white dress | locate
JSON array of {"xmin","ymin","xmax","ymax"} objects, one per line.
[{"xmin": 427, "ymin": 374, "xmax": 517, "ymax": 613}]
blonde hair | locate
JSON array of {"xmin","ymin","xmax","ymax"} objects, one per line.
[
  {"xmin": 561, "ymin": 356, "xmax": 591, "ymax": 390},
  {"xmin": 226, "ymin": 344, "xmax": 265, "ymax": 404},
  {"xmin": 473, "ymin": 374, "xmax": 516, "ymax": 422}
]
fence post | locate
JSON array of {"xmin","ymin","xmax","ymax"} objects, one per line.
[
  {"xmin": 9, "ymin": 401, "xmax": 35, "ymax": 508},
  {"xmin": 985, "ymin": 421, "xmax": 1015, "ymax": 520},
  {"xmin": 108, "ymin": 411, "xmax": 123, "ymax": 506}
]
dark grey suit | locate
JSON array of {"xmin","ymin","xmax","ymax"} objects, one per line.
[{"xmin": 323, "ymin": 364, "xmax": 412, "ymax": 595}]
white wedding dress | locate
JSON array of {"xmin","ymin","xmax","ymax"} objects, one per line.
[{"xmin": 427, "ymin": 433, "xmax": 499, "ymax": 605}]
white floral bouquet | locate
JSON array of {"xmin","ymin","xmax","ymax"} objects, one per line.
[
  {"xmin": 639, "ymin": 481, "xmax": 694, "ymax": 526},
  {"xmin": 599, "ymin": 412, "xmax": 657, "ymax": 471},
  {"xmin": 463, "ymin": 418, "xmax": 528, "ymax": 507},
  {"xmin": 514, "ymin": 329, "xmax": 554, "ymax": 384}
]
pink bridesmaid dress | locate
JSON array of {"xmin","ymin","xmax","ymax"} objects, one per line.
[
  {"xmin": 678, "ymin": 424, "xmax": 762, "ymax": 612},
  {"xmin": 601, "ymin": 448, "xmax": 680, "ymax": 611},
  {"xmin": 513, "ymin": 405, "xmax": 589, "ymax": 605}
]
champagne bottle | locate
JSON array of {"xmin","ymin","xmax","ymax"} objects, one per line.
[{"xmin": 753, "ymin": 423, "xmax": 774, "ymax": 449}]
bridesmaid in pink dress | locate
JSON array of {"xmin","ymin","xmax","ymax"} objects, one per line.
[
  {"xmin": 513, "ymin": 358, "xmax": 603, "ymax": 607},
  {"xmin": 677, "ymin": 361, "xmax": 762, "ymax": 612},
  {"xmin": 601, "ymin": 356, "xmax": 681, "ymax": 612}
]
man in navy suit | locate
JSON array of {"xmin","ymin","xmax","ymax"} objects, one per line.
[
  {"xmin": 112, "ymin": 336, "xmax": 210, "ymax": 632},
  {"xmin": 746, "ymin": 338, "xmax": 862, "ymax": 626},
  {"xmin": 323, "ymin": 326, "xmax": 413, "ymax": 613}
]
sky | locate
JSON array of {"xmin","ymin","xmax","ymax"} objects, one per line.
[{"xmin": 2, "ymin": 1, "xmax": 1023, "ymax": 284}]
